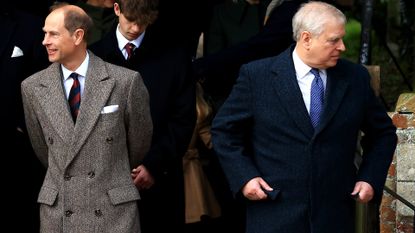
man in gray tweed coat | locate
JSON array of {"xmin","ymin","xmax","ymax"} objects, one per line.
[{"xmin": 21, "ymin": 5, "xmax": 152, "ymax": 233}]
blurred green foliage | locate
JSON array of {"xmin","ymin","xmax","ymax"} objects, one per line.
[
  {"xmin": 342, "ymin": 18, "xmax": 362, "ymax": 63},
  {"xmin": 341, "ymin": 12, "xmax": 414, "ymax": 111}
]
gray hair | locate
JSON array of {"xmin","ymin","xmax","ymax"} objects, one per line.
[{"xmin": 292, "ymin": 1, "xmax": 346, "ymax": 41}]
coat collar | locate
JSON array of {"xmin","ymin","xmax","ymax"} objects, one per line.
[{"xmin": 36, "ymin": 62, "xmax": 74, "ymax": 144}]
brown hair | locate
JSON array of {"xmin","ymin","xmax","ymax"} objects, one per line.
[
  {"xmin": 115, "ymin": 0, "xmax": 158, "ymax": 26},
  {"xmin": 64, "ymin": 6, "xmax": 94, "ymax": 42}
]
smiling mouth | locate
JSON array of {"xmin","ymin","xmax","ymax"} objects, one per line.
[{"xmin": 46, "ymin": 48, "xmax": 57, "ymax": 55}]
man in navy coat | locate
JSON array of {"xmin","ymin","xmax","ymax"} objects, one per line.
[{"xmin": 211, "ymin": 1, "xmax": 397, "ymax": 233}]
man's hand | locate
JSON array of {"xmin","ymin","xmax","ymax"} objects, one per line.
[
  {"xmin": 242, "ymin": 177, "xmax": 273, "ymax": 201},
  {"xmin": 351, "ymin": 181, "xmax": 374, "ymax": 203},
  {"xmin": 131, "ymin": 165, "xmax": 154, "ymax": 190}
]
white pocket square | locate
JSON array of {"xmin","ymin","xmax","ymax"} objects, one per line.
[
  {"xmin": 11, "ymin": 46, "xmax": 24, "ymax": 58},
  {"xmin": 101, "ymin": 105, "xmax": 119, "ymax": 114}
]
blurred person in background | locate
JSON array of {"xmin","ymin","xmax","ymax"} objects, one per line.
[{"xmin": 1, "ymin": 2, "xmax": 49, "ymax": 232}]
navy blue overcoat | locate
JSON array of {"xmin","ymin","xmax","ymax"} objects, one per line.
[{"xmin": 212, "ymin": 46, "xmax": 397, "ymax": 233}]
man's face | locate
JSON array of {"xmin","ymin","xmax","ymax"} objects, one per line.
[
  {"xmin": 308, "ymin": 21, "xmax": 346, "ymax": 69},
  {"xmin": 114, "ymin": 3, "xmax": 146, "ymax": 41},
  {"xmin": 42, "ymin": 11, "xmax": 77, "ymax": 65}
]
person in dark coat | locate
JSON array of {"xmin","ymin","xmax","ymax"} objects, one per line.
[
  {"xmin": 211, "ymin": 2, "xmax": 397, "ymax": 233},
  {"xmin": 89, "ymin": 0, "xmax": 196, "ymax": 232},
  {"xmin": 149, "ymin": 0, "xmax": 224, "ymax": 57},
  {"xmin": 75, "ymin": 0, "xmax": 117, "ymax": 45},
  {"xmin": 204, "ymin": 0, "xmax": 268, "ymax": 56},
  {"xmin": 0, "ymin": 3, "xmax": 49, "ymax": 232}
]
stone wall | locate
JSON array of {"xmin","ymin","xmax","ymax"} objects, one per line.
[{"xmin": 380, "ymin": 93, "xmax": 415, "ymax": 233}]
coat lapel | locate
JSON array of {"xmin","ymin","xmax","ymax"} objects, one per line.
[
  {"xmin": 270, "ymin": 49, "xmax": 314, "ymax": 137},
  {"xmin": 36, "ymin": 63, "xmax": 74, "ymax": 144},
  {"xmin": 66, "ymin": 53, "xmax": 114, "ymax": 166},
  {"xmin": 271, "ymin": 48, "xmax": 350, "ymax": 136},
  {"xmin": 315, "ymin": 66, "xmax": 349, "ymax": 133}
]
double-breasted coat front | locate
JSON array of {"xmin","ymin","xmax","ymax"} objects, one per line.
[{"xmin": 21, "ymin": 53, "xmax": 153, "ymax": 233}]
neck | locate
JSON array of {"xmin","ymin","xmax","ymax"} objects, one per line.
[
  {"xmin": 63, "ymin": 49, "xmax": 87, "ymax": 71},
  {"xmin": 295, "ymin": 44, "xmax": 318, "ymax": 69}
]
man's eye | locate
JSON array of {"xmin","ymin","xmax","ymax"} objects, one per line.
[{"xmin": 329, "ymin": 38, "xmax": 340, "ymax": 44}]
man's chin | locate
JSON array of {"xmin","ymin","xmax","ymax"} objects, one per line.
[
  {"xmin": 48, "ymin": 56, "xmax": 58, "ymax": 63},
  {"xmin": 328, "ymin": 59, "xmax": 339, "ymax": 67}
]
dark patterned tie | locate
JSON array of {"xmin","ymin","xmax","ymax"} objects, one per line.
[
  {"xmin": 68, "ymin": 73, "xmax": 81, "ymax": 122},
  {"xmin": 310, "ymin": 68, "xmax": 324, "ymax": 128},
  {"xmin": 125, "ymin": 43, "xmax": 135, "ymax": 60}
]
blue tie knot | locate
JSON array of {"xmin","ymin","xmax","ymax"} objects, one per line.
[{"xmin": 310, "ymin": 68, "xmax": 320, "ymax": 78}]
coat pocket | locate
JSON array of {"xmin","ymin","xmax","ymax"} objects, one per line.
[
  {"xmin": 37, "ymin": 186, "xmax": 58, "ymax": 206},
  {"xmin": 107, "ymin": 185, "xmax": 141, "ymax": 206},
  {"xmin": 265, "ymin": 188, "xmax": 281, "ymax": 200}
]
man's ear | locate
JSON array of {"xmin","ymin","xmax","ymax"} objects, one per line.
[
  {"xmin": 73, "ymin": 29, "xmax": 85, "ymax": 45},
  {"xmin": 114, "ymin": 2, "xmax": 121, "ymax": 16},
  {"xmin": 300, "ymin": 31, "xmax": 313, "ymax": 50}
]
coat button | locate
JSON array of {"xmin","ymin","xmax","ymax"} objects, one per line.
[
  {"xmin": 87, "ymin": 171, "xmax": 95, "ymax": 178},
  {"xmin": 94, "ymin": 209, "xmax": 102, "ymax": 217},
  {"xmin": 106, "ymin": 137, "xmax": 113, "ymax": 144},
  {"xmin": 64, "ymin": 175, "xmax": 72, "ymax": 181},
  {"xmin": 65, "ymin": 210, "xmax": 73, "ymax": 217},
  {"xmin": 48, "ymin": 137, "xmax": 53, "ymax": 144}
]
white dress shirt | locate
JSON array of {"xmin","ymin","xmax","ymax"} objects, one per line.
[
  {"xmin": 116, "ymin": 24, "xmax": 145, "ymax": 60},
  {"xmin": 62, "ymin": 52, "xmax": 89, "ymax": 100},
  {"xmin": 292, "ymin": 49, "xmax": 327, "ymax": 114}
]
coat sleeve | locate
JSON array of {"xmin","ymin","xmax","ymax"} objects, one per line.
[
  {"xmin": 356, "ymin": 66, "xmax": 397, "ymax": 202},
  {"xmin": 126, "ymin": 72, "xmax": 153, "ymax": 169},
  {"xmin": 211, "ymin": 64, "xmax": 262, "ymax": 195},
  {"xmin": 21, "ymin": 80, "xmax": 48, "ymax": 168}
]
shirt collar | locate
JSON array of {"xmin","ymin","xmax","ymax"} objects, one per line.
[
  {"xmin": 62, "ymin": 52, "xmax": 89, "ymax": 81},
  {"xmin": 116, "ymin": 24, "xmax": 145, "ymax": 51},
  {"xmin": 292, "ymin": 48, "xmax": 328, "ymax": 78},
  {"xmin": 292, "ymin": 48, "xmax": 313, "ymax": 80}
]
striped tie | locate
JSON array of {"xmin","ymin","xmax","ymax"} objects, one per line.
[
  {"xmin": 310, "ymin": 68, "xmax": 324, "ymax": 128},
  {"xmin": 68, "ymin": 73, "xmax": 81, "ymax": 122}
]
